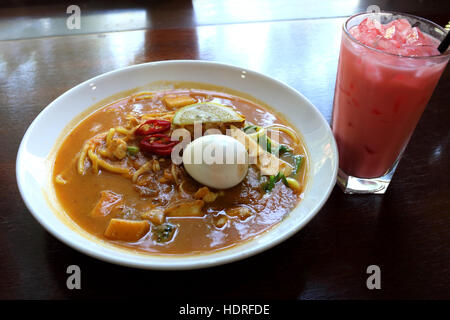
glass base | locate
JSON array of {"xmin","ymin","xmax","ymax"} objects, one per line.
[{"xmin": 336, "ymin": 162, "xmax": 398, "ymax": 194}]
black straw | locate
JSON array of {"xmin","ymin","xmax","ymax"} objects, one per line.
[{"xmin": 437, "ymin": 31, "xmax": 450, "ymax": 54}]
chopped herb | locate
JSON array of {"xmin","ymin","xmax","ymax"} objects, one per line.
[
  {"xmin": 266, "ymin": 137, "xmax": 272, "ymax": 153},
  {"xmin": 280, "ymin": 172, "xmax": 289, "ymax": 187},
  {"xmin": 262, "ymin": 175, "xmax": 276, "ymax": 192},
  {"xmin": 243, "ymin": 125, "xmax": 260, "ymax": 133},
  {"xmin": 277, "ymin": 144, "xmax": 293, "ymax": 155},
  {"xmin": 262, "ymin": 172, "xmax": 287, "ymax": 192},
  {"xmin": 291, "ymin": 155, "xmax": 304, "ymax": 178},
  {"xmin": 152, "ymin": 223, "xmax": 177, "ymax": 243},
  {"xmin": 127, "ymin": 145, "xmax": 139, "ymax": 156},
  {"xmin": 258, "ymin": 134, "xmax": 272, "ymax": 153}
]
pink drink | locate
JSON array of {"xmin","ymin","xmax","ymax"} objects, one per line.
[{"xmin": 332, "ymin": 15, "xmax": 449, "ymax": 181}]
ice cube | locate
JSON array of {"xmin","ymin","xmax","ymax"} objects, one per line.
[
  {"xmin": 389, "ymin": 18, "xmax": 412, "ymax": 35},
  {"xmin": 350, "ymin": 17, "xmax": 440, "ymax": 57},
  {"xmin": 358, "ymin": 18, "xmax": 384, "ymax": 37},
  {"xmin": 376, "ymin": 38, "xmax": 401, "ymax": 54}
]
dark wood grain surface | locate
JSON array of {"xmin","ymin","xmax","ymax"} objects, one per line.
[{"xmin": 1, "ymin": 1, "xmax": 449, "ymax": 299}]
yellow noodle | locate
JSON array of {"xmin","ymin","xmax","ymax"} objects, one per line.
[
  {"xmin": 121, "ymin": 171, "xmax": 133, "ymax": 179},
  {"xmin": 142, "ymin": 112, "xmax": 174, "ymax": 116},
  {"xmin": 88, "ymin": 149, "xmax": 129, "ymax": 174},
  {"xmin": 154, "ymin": 160, "xmax": 160, "ymax": 172},
  {"xmin": 265, "ymin": 124, "xmax": 300, "ymax": 144},
  {"xmin": 106, "ymin": 128, "xmax": 115, "ymax": 146},
  {"xmin": 98, "ymin": 148, "xmax": 110, "ymax": 158},
  {"xmin": 134, "ymin": 91, "xmax": 154, "ymax": 101},
  {"xmin": 77, "ymin": 141, "xmax": 92, "ymax": 175},
  {"xmin": 98, "ymin": 161, "xmax": 129, "ymax": 174},
  {"xmin": 115, "ymin": 126, "xmax": 132, "ymax": 136},
  {"xmin": 132, "ymin": 162, "xmax": 152, "ymax": 182},
  {"xmin": 178, "ymin": 181, "xmax": 189, "ymax": 196},
  {"xmin": 171, "ymin": 163, "xmax": 179, "ymax": 185},
  {"xmin": 125, "ymin": 114, "xmax": 141, "ymax": 129},
  {"xmin": 88, "ymin": 149, "xmax": 99, "ymax": 174},
  {"xmin": 141, "ymin": 111, "xmax": 175, "ymax": 121}
]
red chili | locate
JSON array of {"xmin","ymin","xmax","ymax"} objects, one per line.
[
  {"xmin": 135, "ymin": 119, "xmax": 171, "ymax": 136},
  {"xmin": 140, "ymin": 134, "xmax": 179, "ymax": 156}
]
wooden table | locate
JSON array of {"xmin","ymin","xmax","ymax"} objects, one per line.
[{"xmin": 1, "ymin": 1, "xmax": 449, "ymax": 299}]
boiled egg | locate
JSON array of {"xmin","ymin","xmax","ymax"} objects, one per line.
[{"xmin": 182, "ymin": 134, "xmax": 249, "ymax": 189}]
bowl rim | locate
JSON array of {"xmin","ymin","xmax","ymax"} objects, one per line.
[{"xmin": 16, "ymin": 59, "xmax": 338, "ymax": 270}]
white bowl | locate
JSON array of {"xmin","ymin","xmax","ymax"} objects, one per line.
[{"xmin": 16, "ymin": 60, "xmax": 338, "ymax": 270}]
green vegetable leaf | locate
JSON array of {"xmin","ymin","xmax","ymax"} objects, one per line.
[
  {"xmin": 243, "ymin": 125, "xmax": 260, "ymax": 133},
  {"xmin": 127, "ymin": 145, "xmax": 139, "ymax": 156},
  {"xmin": 280, "ymin": 172, "xmax": 289, "ymax": 187},
  {"xmin": 277, "ymin": 144, "xmax": 293, "ymax": 155},
  {"xmin": 152, "ymin": 223, "xmax": 177, "ymax": 243},
  {"xmin": 264, "ymin": 175, "xmax": 275, "ymax": 192},
  {"xmin": 291, "ymin": 155, "xmax": 304, "ymax": 178},
  {"xmin": 258, "ymin": 134, "xmax": 272, "ymax": 153},
  {"xmin": 266, "ymin": 137, "xmax": 272, "ymax": 153},
  {"xmin": 262, "ymin": 172, "xmax": 288, "ymax": 192}
]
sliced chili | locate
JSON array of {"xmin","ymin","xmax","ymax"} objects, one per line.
[
  {"xmin": 135, "ymin": 119, "xmax": 171, "ymax": 136},
  {"xmin": 140, "ymin": 134, "xmax": 179, "ymax": 156}
]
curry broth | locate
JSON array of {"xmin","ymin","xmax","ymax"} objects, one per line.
[{"xmin": 53, "ymin": 88, "xmax": 308, "ymax": 254}]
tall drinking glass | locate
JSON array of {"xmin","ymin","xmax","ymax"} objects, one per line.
[{"xmin": 332, "ymin": 11, "xmax": 449, "ymax": 194}]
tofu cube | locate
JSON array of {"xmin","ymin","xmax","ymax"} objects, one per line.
[
  {"xmin": 162, "ymin": 95, "xmax": 196, "ymax": 109},
  {"xmin": 104, "ymin": 219, "xmax": 150, "ymax": 242},
  {"xmin": 164, "ymin": 200, "xmax": 204, "ymax": 217}
]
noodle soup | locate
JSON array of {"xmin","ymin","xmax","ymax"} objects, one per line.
[{"xmin": 53, "ymin": 86, "xmax": 308, "ymax": 254}]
